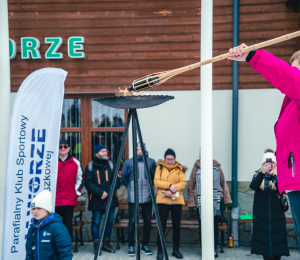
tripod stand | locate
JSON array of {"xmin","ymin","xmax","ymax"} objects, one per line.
[{"xmin": 94, "ymin": 108, "xmax": 169, "ymax": 260}]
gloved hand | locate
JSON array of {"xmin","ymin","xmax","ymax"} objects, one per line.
[
  {"xmin": 189, "ymin": 207, "xmax": 196, "ymax": 211},
  {"xmin": 226, "ymin": 203, "xmax": 233, "ymax": 210}
]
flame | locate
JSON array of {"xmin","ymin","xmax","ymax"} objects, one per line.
[{"xmin": 115, "ymin": 87, "xmax": 129, "ymax": 92}]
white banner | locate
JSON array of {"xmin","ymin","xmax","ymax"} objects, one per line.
[{"xmin": 2, "ymin": 68, "xmax": 67, "ymax": 259}]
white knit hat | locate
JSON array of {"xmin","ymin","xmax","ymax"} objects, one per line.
[
  {"xmin": 262, "ymin": 152, "xmax": 276, "ymax": 165},
  {"xmin": 30, "ymin": 190, "xmax": 53, "ymax": 213}
]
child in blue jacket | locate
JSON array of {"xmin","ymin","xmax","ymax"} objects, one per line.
[{"xmin": 25, "ymin": 190, "xmax": 73, "ymax": 260}]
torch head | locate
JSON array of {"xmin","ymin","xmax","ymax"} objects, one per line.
[{"xmin": 128, "ymin": 74, "xmax": 160, "ymax": 92}]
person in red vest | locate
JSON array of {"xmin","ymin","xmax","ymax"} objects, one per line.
[{"xmin": 55, "ymin": 139, "xmax": 84, "ymax": 239}]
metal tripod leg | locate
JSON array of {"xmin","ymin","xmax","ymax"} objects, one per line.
[
  {"xmin": 94, "ymin": 110, "xmax": 132, "ymax": 260},
  {"xmin": 132, "ymin": 109, "xmax": 141, "ymax": 260},
  {"xmin": 132, "ymin": 110, "xmax": 169, "ymax": 260}
]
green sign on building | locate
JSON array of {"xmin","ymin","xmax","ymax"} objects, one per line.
[{"xmin": 9, "ymin": 36, "xmax": 85, "ymax": 60}]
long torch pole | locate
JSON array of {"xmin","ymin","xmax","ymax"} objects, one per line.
[
  {"xmin": 0, "ymin": 0, "xmax": 11, "ymax": 256},
  {"xmin": 200, "ymin": 0, "xmax": 214, "ymax": 259}
]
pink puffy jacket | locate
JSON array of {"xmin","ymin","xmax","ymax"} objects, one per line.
[{"xmin": 249, "ymin": 50, "xmax": 300, "ymax": 193}]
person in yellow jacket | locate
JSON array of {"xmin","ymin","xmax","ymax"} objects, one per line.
[{"xmin": 154, "ymin": 149, "xmax": 187, "ymax": 260}]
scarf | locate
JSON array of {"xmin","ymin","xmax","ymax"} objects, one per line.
[
  {"xmin": 162, "ymin": 161, "xmax": 180, "ymax": 171},
  {"xmin": 32, "ymin": 214, "xmax": 50, "ymax": 229},
  {"xmin": 196, "ymin": 166, "xmax": 221, "ymax": 217}
]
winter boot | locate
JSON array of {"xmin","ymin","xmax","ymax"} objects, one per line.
[
  {"xmin": 156, "ymin": 250, "xmax": 163, "ymax": 260},
  {"xmin": 141, "ymin": 244, "xmax": 152, "ymax": 255},
  {"xmin": 93, "ymin": 239, "xmax": 101, "ymax": 255},
  {"xmin": 102, "ymin": 238, "xmax": 116, "ymax": 253},
  {"xmin": 172, "ymin": 248, "xmax": 183, "ymax": 259},
  {"xmin": 214, "ymin": 250, "xmax": 218, "ymax": 258},
  {"xmin": 128, "ymin": 246, "xmax": 135, "ymax": 257}
]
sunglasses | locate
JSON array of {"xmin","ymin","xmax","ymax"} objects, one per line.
[{"xmin": 59, "ymin": 145, "xmax": 69, "ymax": 149}]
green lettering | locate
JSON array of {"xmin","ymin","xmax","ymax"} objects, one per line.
[
  {"xmin": 68, "ymin": 37, "xmax": 85, "ymax": 59},
  {"xmin": 9, "ymin": 39, "xmax": 17, "ymax": 59},
  {"xmin": 45, "ymin": 37, "xmax": 63, "ymax": 59},
  {"xmin": 21, "ymin": 37, "xmax": 41, "ymax": 59}
]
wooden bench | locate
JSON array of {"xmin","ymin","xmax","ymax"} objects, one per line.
[
  {"xmin": 73, "ymin": 200, "xmax": 85, "ymax": 252},
  {"xmin": 239, "ymin": 217, "xmax": 293, "ymax": 224},
  {"xmin": 113, "ymin": 199, "xmax": 220, "ymax": 250},
  {"xmin": 239, "ymin": 216, "xmax": 293, "ymax": 248}
]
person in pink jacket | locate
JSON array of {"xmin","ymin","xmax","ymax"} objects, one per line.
[{"xmin": 228, "ymin": 44, "xmax": 300, "ymax": 253}]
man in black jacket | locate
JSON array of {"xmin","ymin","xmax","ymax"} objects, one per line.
[{"xmin": 85, "ymin": 144, "xmax": 121, "ymax": 254}]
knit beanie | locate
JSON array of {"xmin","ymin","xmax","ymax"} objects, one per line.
[
  {"xmin": 164, "ymin": 148, "xmax": 176, "ymax": 159},
  {"xmin": 30, "ymin": 190, "xmax": 53, "ymax": 213},
  {"xmin": 262, "ymin": 152, "xmax": 276, "ymax": 165},
  {"xmin": 94, "ymin": 144, "xmax": 107, "ymax": 155}
]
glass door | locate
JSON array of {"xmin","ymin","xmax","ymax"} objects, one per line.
[
  {"xmin": 60, "ymin": 94, "xmax": 128, "ymax": 169},
  {"xmin": 60, "ymin": 97, "xmax": 82, "ymax": 160}
]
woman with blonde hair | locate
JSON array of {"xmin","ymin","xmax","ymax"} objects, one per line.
[{"xmin": 250, "ymin": 149, "xmax": 289, "ymax": 260}]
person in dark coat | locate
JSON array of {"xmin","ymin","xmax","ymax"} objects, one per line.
[
  {"xmin": 85, "ymin": 144, "xmax": 121, "ymax": 254},
  {"xmin": 26, "ymin": 190, "xmax": 72, "ymax": 260},
  {"xmin": 121, "ymin": 142, "xmax": 156, "ymax": 256},
  {"xmin": 250, "ymin": 149, "xmax": 289, "ymax": 260}
]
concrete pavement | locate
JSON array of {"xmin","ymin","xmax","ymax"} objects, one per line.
[{"xmin": 72, "ymin": 243, "xmax": 299, "ymax": 260}]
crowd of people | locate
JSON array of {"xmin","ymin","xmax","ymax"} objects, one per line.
[
  {"xmin": 25, "ymin": 45, "xmax": 300, "ymax": 260},
  {"xmin": 25, "ymin": 139, "xmax": 233, "ymax": 260}
]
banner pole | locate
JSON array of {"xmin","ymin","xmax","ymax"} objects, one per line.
[
  {"xmin": 200, "ymin": 0, "xmax": 214, "ymax": 259},
  {"xmin": 0, "ymin": 0, "xmax": 11, "ymax": 257}
]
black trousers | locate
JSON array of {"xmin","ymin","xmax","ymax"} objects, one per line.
[
  {"xmin": 287, "ymin": 191, "xmax": 300, "ymax": 253},
  {"xmin": 128, "ymin": 202, "xmax": 152, "ymax": 246},
  {"xmin": 157, "ymin": 204, "xmax": 182, "ymax": 250},
  {"xmin": 263, "ymin": 256, "xmax": 281, "ymax": 260},
  {"xmin": 196, "ymin": 209, "xmax": 219, "ymax": 250},
  {"xmin": 55, "ymin": 206, "xmax": 74, "ymax": 239}
]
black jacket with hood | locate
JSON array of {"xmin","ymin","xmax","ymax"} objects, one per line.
[{"xmin": 85, "ymin": 157, "xmax": 121, "ymax": 210}]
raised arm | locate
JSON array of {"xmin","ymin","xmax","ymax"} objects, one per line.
[
  {"xmin": 228, "ymin": 44, "xmax": 300, "ymax": 101},
  {"xmin": 249, "ymin": 50, "xmax": 300, "ymax": 100}
]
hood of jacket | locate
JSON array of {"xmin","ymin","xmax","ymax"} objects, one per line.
[
  {"xmin": 32, "ymin": 213, "xmax": 62, "ymax": 229},
  {"xmin": 137, "ymin": 151, "xmax": 149, "ymax": 161},
  {"xmin": 194, "ymin": 159, "xmax": 221, "ymax": 169},
  {"xmin": 156, "ymin": 159, "xmax": 188, "ymax": 173}
]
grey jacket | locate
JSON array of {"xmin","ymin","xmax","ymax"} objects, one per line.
[{"xmin": 121, "ymin": 153, "xmax": 156, "ymax": 204}]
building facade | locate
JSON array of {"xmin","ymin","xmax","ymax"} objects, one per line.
[{"xmin": 8, "ymin": 0, "xmax": 300, "ymax": 245}]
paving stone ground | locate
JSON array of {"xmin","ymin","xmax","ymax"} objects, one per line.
[{"xmin": 72, "ymin": 243, "xmax": 300, "ymax": 260}]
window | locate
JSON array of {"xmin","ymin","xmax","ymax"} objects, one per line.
[{"xmin": 60, "ymin": 94, "xmax": 128, "ymax": 168}]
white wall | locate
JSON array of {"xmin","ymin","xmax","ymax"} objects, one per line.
[
  {"xmin": 128, "ymin": 89, "xmax": 284, "ymax": 182},
  {"xmin": 10, "ymin": 89, "xmax": 284, "ymax": 182}
]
